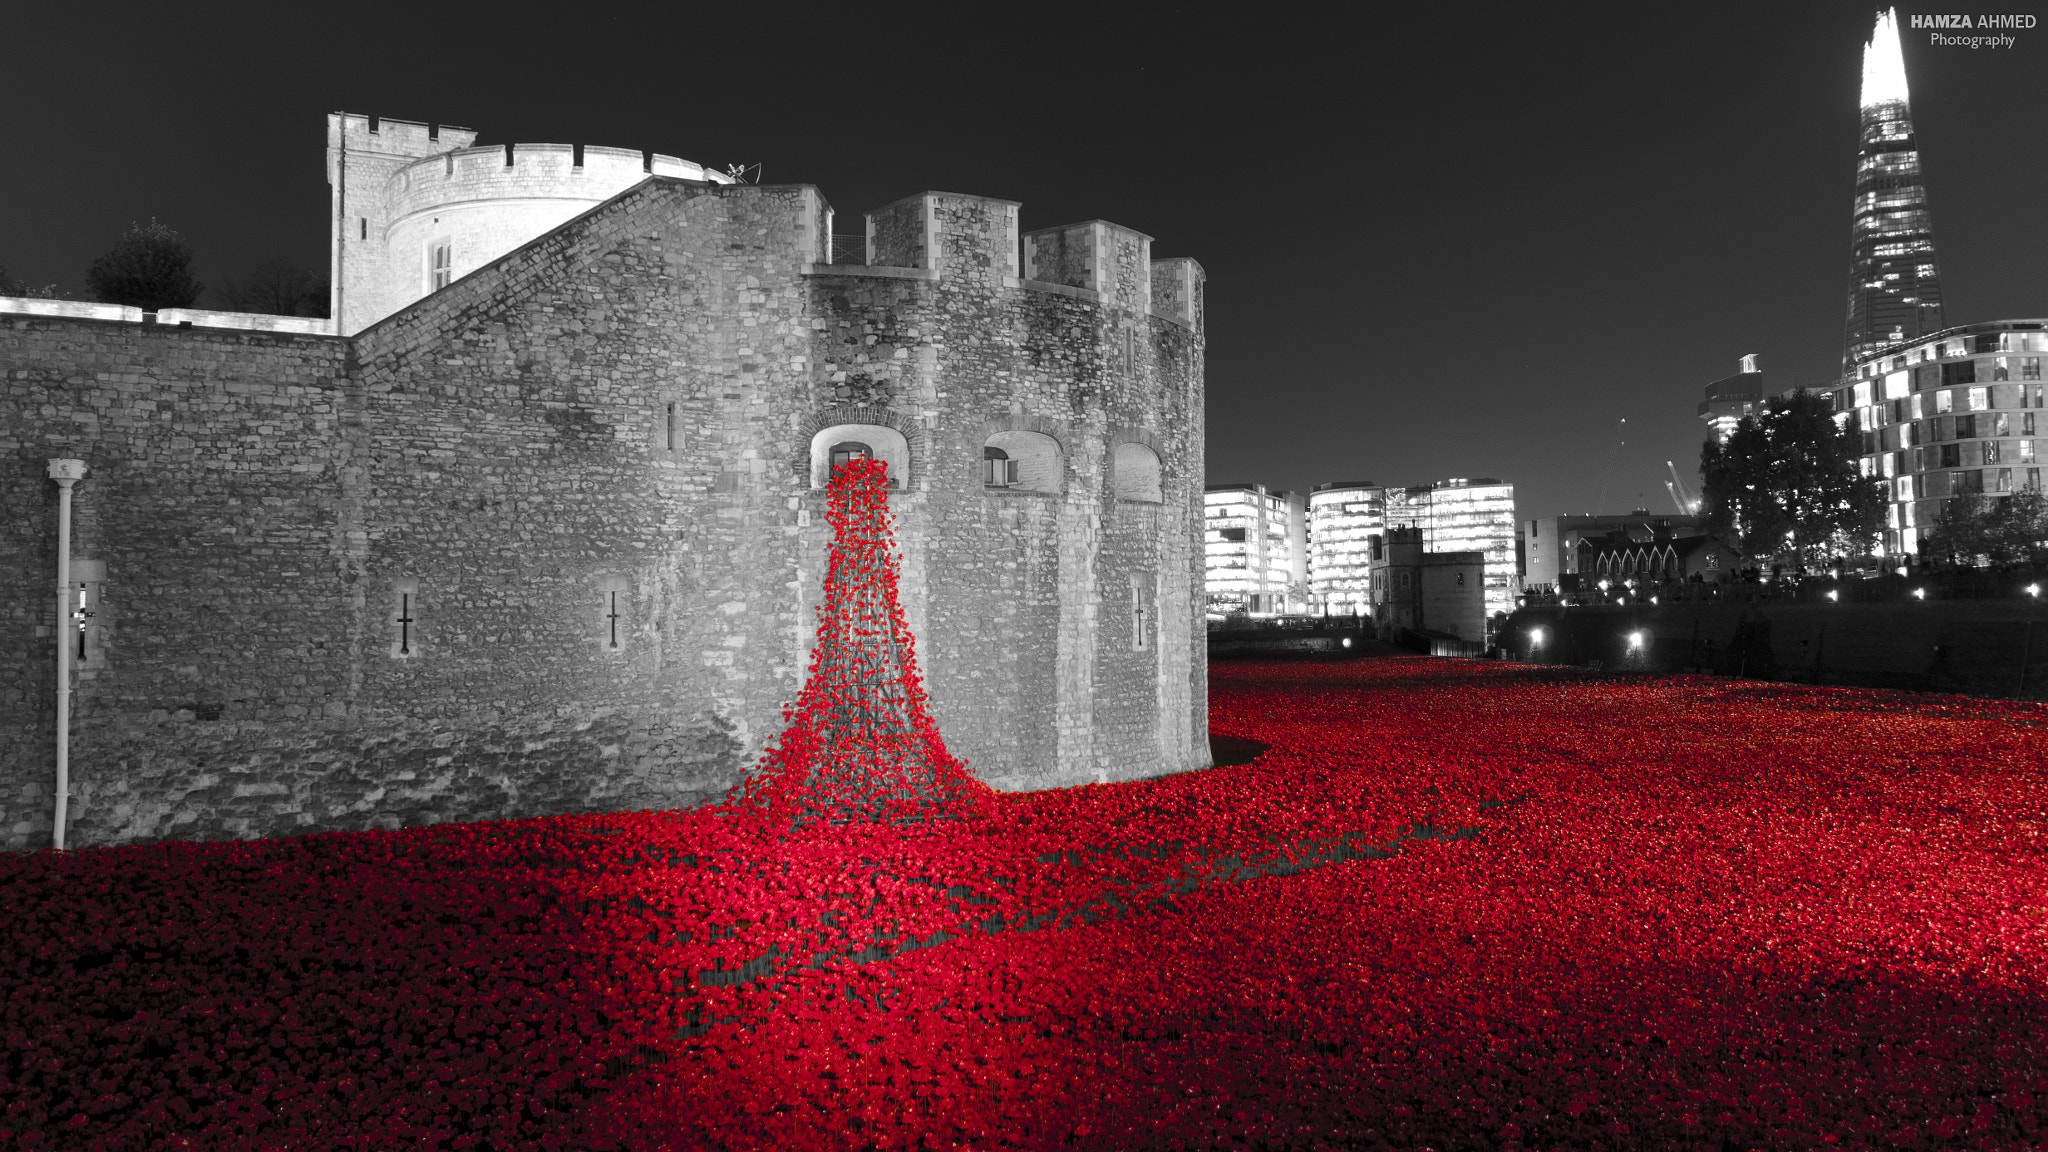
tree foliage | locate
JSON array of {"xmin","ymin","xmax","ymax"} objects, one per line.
[
  {"xmin": 0, "ymin": 265, "xmax": 61, "ymax": 299},
  {"xmin": 216, "ymin": 258, "xmax": 329, "ymax": 318},
  {"xmin": 1920, "ymin": 488, "xmax": 2048, "ymax": 566},
  {"xmin": 85, "ymin": 220, "xmax": 202, "ymax": 311},
  {"xmin": 1698, "ymin": 389, "xmax": 1886, "ymax": 566}
]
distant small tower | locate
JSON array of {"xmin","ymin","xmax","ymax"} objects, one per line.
[{"xmin": 1843, "ymin": 8, "xmax": 1945, "ymax": 369}]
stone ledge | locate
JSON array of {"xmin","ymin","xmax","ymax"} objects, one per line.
[
  {"xmin": 1018, "ymin": 279, "xmax": 1101, "ymax": 304},
  {"xmin": 800, "ymin": 263, "xmax": 940, "ymax": 281}
]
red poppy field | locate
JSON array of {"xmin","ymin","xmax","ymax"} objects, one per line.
[{"xmin": 4, "ymin": 656, "xmax": 2045, "ymax": 1152}]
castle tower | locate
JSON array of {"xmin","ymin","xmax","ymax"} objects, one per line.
[
  {"xmin": 1843, "ymin": 8, "xmax": 1945, "ymax": 369},
  {"xmin": 326, "ymin": 113, "xmax": 733, "ymax": 335}
]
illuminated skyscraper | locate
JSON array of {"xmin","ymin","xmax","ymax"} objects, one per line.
[
  {"xmin": 1203, "ymin": 484, "xmax": 1307, "ymax": 616},
  {"xmin": 1309, "ymin": 478, "xmax": 1517, "ymax": 622},
  {"xmin": 1843, "ymin": 8, "xmax": 1944, "ymax": 369},
  {"xmin": 1307, "ymin": 482, "xmax": 1383, "ymax": 616}
]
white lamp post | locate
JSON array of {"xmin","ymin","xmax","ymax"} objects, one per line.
[{"xmin": 47, "ymin": 459, "xmax": 86, "ymax": 851}]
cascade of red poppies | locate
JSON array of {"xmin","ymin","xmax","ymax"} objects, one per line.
[{"xmin": 734, "ymin": 456, "xmax": 988, "ymax": 826}]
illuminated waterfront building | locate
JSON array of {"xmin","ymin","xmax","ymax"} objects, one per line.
[
  {"xmin": 1307, "ymin": 481, "xmax": 1382, "ymax": 616},
  {"xmin": 1204, "ymin": 484, "xmax": 1307, "ymax": 615},
  {"xmin": 1843, "ymin": 8, "xmax": 1945, "ymax": 369},
  {"xmin": 1842, "ymin": 319, "xmax": 2048, "ymax": 556},
  {"xmin": 1384, "ymin": 479, "xmax": 1518, "ymax": 620},
  {"xmin": 1305, "ymin": 478, "xmax": 1516, "ymax": 622}
]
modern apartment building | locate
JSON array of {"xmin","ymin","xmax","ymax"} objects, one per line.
[
  {"xmin": 1843, "ymin": 320, "xmax": 2048, "ymax": 556},
  {"xmin": 1306, "ymin": 481, "xmax": 1381, "ymax": 616},
  {"xmin": 1302, "ymin": 478, "xmax": 1517, "ymax": 621},
  {"xmin": 1203, "ymin": 484, "xmax": 1307, "ymax": 615}
]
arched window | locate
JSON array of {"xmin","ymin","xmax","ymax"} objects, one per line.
[
  {"xmin": 809, "ymin": 424, "xmax": 908, "ymax": 490},
  {"xmin": 831, "ymin": 441, "xmax": 873, "ymax": 470},
  {"xmin": 1111, "ymin": 441, "xmax": 1163, "ymax": 503},
  {"xmin": 984, "ymin": 446, "xmax": 1016, "ymax": 487},
  {"xmin": 983, "ymin": 430, "xmax": 1061, "ymax": 493}
]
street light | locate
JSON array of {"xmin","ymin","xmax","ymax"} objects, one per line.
[
  {"xmin": 1913, "ymin": 587, "xmax": 1927, "ymax": 600},
  {"xmin": 1826, "ymin": 589, "xmax": 1839, "ymax": 602}
]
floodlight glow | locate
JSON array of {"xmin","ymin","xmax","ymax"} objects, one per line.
[
  {"xmin": 1913, "ymin": 587, "xmax": 1926, "ymax": 599},
  {"xmin": 1342, "ymin": 637, "xmax": 1352, "ymax": 647},
  {"xmin": 1861, "ymin": 9, "xmax": 1909, "ymax": 109},
  {"xmin": 1531, "ymin": 628, "xmax": 1545, "ymax": 645},
  {"xmin": 2029, "ymin": 584, "xmax": 2041, "ymax": 598},
  {"xmin": 1827, "ymin": 590, "xmax": 1839, "ymax": 602},
  {"xmin": 1626, "ymin": 631, "xmax": 1646, "ymax": 651}
]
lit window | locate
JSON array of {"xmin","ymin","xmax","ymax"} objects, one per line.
[
  {"xmin": 830, "ymin": 440, "xmax": 872, "ymax": 471},
  {"xmin": 2022, "ymin": 440, "xmax": 2037, "ymax": 464},
  {"xmin": 1968, "ymin": 386, "xmax": 1989, "ymax": 411},
  {"xmin": 2024, "ymin": 357, "xmax": 2042, "ymax": 381},
  {"xmin": 1935, "ymin": 390, "xmax": 1953, "ymax": 415},
  {"xmin": 430, "ymin": 242, "xmax": 452, "ymax": 291},
  {"xmin": 983, "ymin": 446, "xmax": 1017, "ymax": 487},
  {"xmin": 1993, "ymin": 358, "xmax": 2011, "ymax": 382},
  {"xmin": 1984, "ymin": 441, "xmax": 2000, "ymax": 465}
]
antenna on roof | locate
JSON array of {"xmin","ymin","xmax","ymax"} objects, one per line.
[{"xmin": 725, "ymin": 163, "xmax": 762, "ymax": 184}]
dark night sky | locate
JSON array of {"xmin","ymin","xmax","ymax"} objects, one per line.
[{"xmin": 4, "ymin": 3, "xmax": 2045, "ymax": 524}]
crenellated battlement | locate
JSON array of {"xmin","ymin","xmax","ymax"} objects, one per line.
[
  {"xmin": 326, "ymin": 113, "xmax": 477, "ymax": 187},
  {"xmin": 1024, "ymin": 221, "xmax": 1154, "ymax": 313},
  {"xmin": 814, "ymin": 193, "xmax": 1200, "ymax": 333},
  {"xmin": 1149, "ymin": 257, "xmax": 1205, "ymax": 331},
  {"xmin": 329, "ymin": 111, "xmax": 735, "ymax": 334},
  {"xmin": 858, "ymin": 192, "xmax": 1021, "ymax": 285},
  {"xmin": 383, "ymin": 142, "xmax": 730, "ymax": 225}
]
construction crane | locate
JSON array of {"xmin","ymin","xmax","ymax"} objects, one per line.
[{"xmin": 1664, "ymin": 460, "xmax": 1701, "ymax": 516}]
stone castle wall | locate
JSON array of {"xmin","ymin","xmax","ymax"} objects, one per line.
[{"xmin": 1, "ymin": 175, "xmax": 1208, "ymax": 851}]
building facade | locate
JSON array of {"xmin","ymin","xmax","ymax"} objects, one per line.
[
  {"xmin": 1369, "ymin": 528, "xmax": 1484, "ymax": 645},
  {"xmin": 1307, "ymin": 481, "xmax": 1380, "ymax": 615},
  {"xmin": 1302, "ymin": 478, "xmax": 1516, "ymax": 622},
  {"xmin": 1842, "ymin": 320, "xmax": 2048, "ymax": 556},
  {"xmin": 1382, "ymin": 479, "xmax": 1517, "ymax": 621},
  {"xmin": 1524, "ymin": 513, "xmax": 1703, "ymax": 592},
  {"xmin": 1202, "ymin": 483, "xmax": 1306, "ymax": 615},
  {"xmin": 0, "ymin": 114, "xmax": 1212, "ymax": 851}
]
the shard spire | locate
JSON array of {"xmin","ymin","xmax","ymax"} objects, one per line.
[{"xmin": 1844, "ymin": 8, "xmax": 1944, "ymax": 369}]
